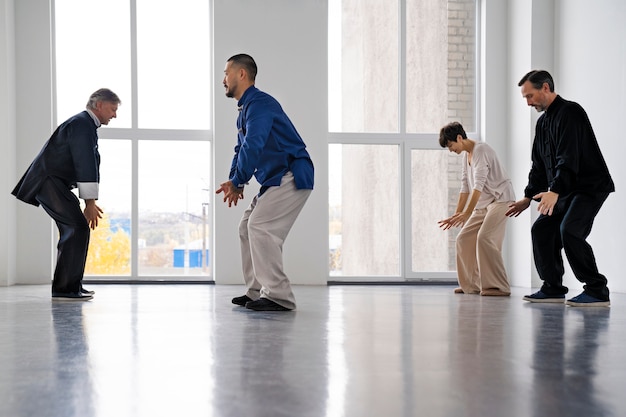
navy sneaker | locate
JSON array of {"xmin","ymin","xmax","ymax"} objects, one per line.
[
  {"xmin": 566, "ymin": 292, "xmax": 610, "ymax": 307},
  {"xmin": 523, "ymin": 290, "xmax": 565, "ymax": 303}
]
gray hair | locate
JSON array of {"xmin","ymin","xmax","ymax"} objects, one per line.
[{"xmin": 86, "ymin": 88, "xmax": 121, "ymax": 110}]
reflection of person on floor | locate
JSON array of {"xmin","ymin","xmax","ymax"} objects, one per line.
[
  {"xmin": 437, "ymin": 122, "xmax": 515, "ymax": 296},
  {"xmin": 51, "ymin": 303, "xmax": 94, "ymax": 415},
  {"xmin": 12, "ymin": 89, "xmax": 121, "ymax": 301},
  {"xmin": 216, "ymin": 54, "xmax": 314, "ymax": 311},
  {"xmin": 529, "ymin": 305, "xmax": 610, "ymax": 417},
  {"xmin": 452, "ymin": 297, "xmax": 513, "ymax": 417}
]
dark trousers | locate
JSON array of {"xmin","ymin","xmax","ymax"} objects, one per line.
[
  {"xmin": 531, "ymin": 192, "xmax": 610, "ymax": 300},
  {"xmin": 35, "ymin": 178, "xmax": 90, "ymax": 294}
]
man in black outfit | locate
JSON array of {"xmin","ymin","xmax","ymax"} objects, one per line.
[
  {"xmin": 506, "ymin": 70, "xmax": 614, "ymax": 307},
  {"xmin": 12, "ymin": 89, "xmax": 120, "ymax": 301}
]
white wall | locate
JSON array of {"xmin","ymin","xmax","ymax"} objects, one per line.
[
  {"xmin": 2, "ymin": 0, "xmax": 54, "ymax": 286},
  {"xmin": 0, "ymin": 0, "xmax": 16, "ymax": 286},
  {"xmin": 481, "ymin": 0, "xmax": 519, "ymax": 284},
  {"xmin": 503, "ymin": 0, "xmax": 625, "ymax": 293},
  {"xmin": 11, "ymin": 0, "xmax": 55, "ymax": 285},
  {"xmin": 505, "ymin": 0, "xmax": 556, "ymax": 289},
  {"xmin": 202, "ymin": 0, "xmax": 329, "ymax": 285},
  {"xmin": 504, "ymin": 0, "xmax": 533, "ymax": 289},
  {"xmin": 553, "ymin": 0, "xmax": 625, "ymax": 293}
]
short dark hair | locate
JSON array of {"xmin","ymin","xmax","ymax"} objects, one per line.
[
  {"xmin": 86, "ymin": 88, "xmax": 121, "ymax": 110},
  {"xmin": 227, "ymin": 53, "xmax": 258, "ymax": 82},
  {"xmin": 518, "ymin": 70, "xmax": 555, "ymax": 92},
  {"xmin": 439, "ymin": 122, "xmax": 467, "ymax": 148}
]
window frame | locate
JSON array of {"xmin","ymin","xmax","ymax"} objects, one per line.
[
  {"xmin": 328, "ymin": 0, "xmax": 481, "ymax": 281},
  {"xmin": 51, "ymin": 0, "xmax": 214, "ymax": 281}
]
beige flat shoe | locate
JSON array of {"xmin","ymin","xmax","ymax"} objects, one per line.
[{"xmin": 480, "ymin": 289, "xmax": 511, "ymax": 297}]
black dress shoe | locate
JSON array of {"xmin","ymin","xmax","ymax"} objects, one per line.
[
  {"xmin": 245, "ymin": 298, "xmax": 291, "ymax": 311},
  {"xmin": 52, "ymin": 292, "xmax": 93, "ymax": 301},
  {"xmin": 232, "ymin": 295, "xmax": 253, "ymax": 306},
  {"xmin": 81, "ymin": 287, "xmax": 95, "ymax": 295}
]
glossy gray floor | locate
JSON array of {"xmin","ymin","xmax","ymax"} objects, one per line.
[{"xmin": 1, "ymin": 284, "xmax": 625, "ymax": 417}]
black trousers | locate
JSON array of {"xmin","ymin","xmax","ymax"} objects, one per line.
[
  {"xmin": 35, "ymin": 178, "xmax": 90, "ymax": 294},
  {"xmin": 531, "ymin": 192, "xmax": 610, "ymax": 300}
]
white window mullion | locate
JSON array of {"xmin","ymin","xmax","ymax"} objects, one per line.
[
  {"xmin": 399, "ymin": 0, "xmax": 407, "ymax": 135},
  {"xmin": 399, "ymin": 0, "xmax": 407, "ymax": 280},
  {"xmin": 50, "ymin": 0, "xmax": 58, "ymax": 129},
  {"xmin": 130, "ymin": 0, "xmax": 139, "ymax": 278}
]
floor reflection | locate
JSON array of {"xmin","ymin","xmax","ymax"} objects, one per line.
[
  {"xmin": 211, "ymin": 297, "xmax": 329, "ymax": 417},
  {"xmin": 325, "ymin": 288, "xmax": 347, "ymax": 417},
  {"xmin": 0, "ymin": 284, "xmax": 624, "ymax": 417},
  {"xmin": 529, "ymin": 304, "xmax": 611, "ymax": 417},
  {"xmin": 451, "ymin": 295, "xmax": 521, "ymax": 416},
  {"xmin": 51, "ymin": 302, "xmax": 95, "ymax": 417}
]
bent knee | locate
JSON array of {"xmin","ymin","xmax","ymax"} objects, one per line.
[{"xmin": 560, "ymin": 222, "xmax": 584, "ymax": 241}]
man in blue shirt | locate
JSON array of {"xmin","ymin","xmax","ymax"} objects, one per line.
[{"xmin": 217, "ymin": 54, "xmax": 314, "ymax": 311}]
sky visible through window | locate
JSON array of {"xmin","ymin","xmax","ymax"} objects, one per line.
[{"xmin": 55, "ymin": 0, "xmax": 212, "ymax": 215}]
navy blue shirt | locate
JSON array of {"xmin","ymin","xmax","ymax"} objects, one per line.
[
  {"xmin": 229, "ymin": 86, "xmax": 314, "ymax": 192},
  {"xmin": 524, "ymin": 95, "xmax": 614, "ymax": 199}
]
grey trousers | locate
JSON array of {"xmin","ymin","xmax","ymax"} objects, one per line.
[{"xmin": 239, "ymin": 172, "xmax": 311, "ymax": 310}]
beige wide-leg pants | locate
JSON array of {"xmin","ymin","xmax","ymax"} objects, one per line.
[
  {"xmin": 455, "ymin": 201, "xmax": 511, "ymax": 294},
  {"xmin": 239, "ymin": 172, "xmax": 311, "ymax": 310}
]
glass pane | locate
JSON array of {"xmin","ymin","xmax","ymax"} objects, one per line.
[
  {"xmin": 411, "ymin": 149, "xmax": 462, "ymax": 272},
  {"xmin": 406, "ymin": 0, "xmax": 476, "ymax": 132},
  {"xmin": 136, "ymin": 0, "xmax": 211, "ymax": 129},
  {"xmin": 55, "ymin": 0, "xmax": 131, "ymax": 127},
  {"xmin": 329, "ymin": 144, "xmax": 400, "ymax": 276},
  {"xmin": 328, "ymin": 0, "xmax": 399, "ymax": 133},
  {"xmin": 85, "ymin": 139, "xmax": 132, "ymax": 276},
  {"xmin": 138, "ymin": 141, "xmax": 211, "ymax": 277}
]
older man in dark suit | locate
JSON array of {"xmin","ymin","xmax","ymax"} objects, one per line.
[{"xmin": 12, "ymin": 88, "xmax": 121, "ymax": 301}]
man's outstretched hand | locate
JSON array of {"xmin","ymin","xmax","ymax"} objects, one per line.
[{"xmin": 216, "ymin": 180, "xmax": 244, "ymax": 207}]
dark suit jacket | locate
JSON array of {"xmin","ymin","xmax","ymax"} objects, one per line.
[{"xmin": 12, "ymin": 111, "xmax": 100, "ymax": 206}]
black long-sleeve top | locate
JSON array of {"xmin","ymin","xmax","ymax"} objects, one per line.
[{"xmin": 524, "ymin": 95, "xmax": 615, "ymax": 199}]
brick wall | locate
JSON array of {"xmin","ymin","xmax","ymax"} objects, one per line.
[{"xmin": 447, "ymin": 0, "xmax": 476, "ymax": 131}]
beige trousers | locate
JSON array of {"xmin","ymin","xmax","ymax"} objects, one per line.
[
  {"xmin": 239, "ymin": 172, "xmax": 311, "ymax": 310},
  {"xmin": 455, "ymin": 201, "xmax": 511, "ymax": 294}
]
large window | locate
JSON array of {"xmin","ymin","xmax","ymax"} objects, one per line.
[
  {"xmin": 329, "ymin": 0, "xmax": 477, "ymax": 280},
  {"xmin": 54, "ymin": 0, "xmax": 212, "ymax": 280},
  {"xmin": 329, "ymin": 144, "xmax": 401, "ymax": 277}
]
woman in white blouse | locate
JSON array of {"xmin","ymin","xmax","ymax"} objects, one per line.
[{"xmin": 437, "ymin": 122, "xmax": 515, "ymax": 296}]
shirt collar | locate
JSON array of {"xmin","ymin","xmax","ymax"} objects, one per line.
[
  {"xmin": 237, "ymin": 85, "xmax": 257, "ymax": 109},
  {"xmin": 545, "ymin": 95, "xmax": 564, "ymax": 116},
  {"xmin": 85, "ymin": 108, "xmax": 101, "ymax": 127}
]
